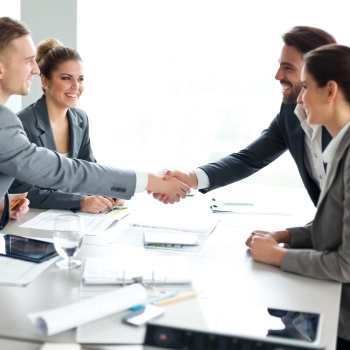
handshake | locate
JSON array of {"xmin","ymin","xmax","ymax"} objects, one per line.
[{"xmin": 147, "ymin": 170, "xmax": 198, "ymax": 204}]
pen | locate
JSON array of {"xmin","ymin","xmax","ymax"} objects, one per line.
[
  {"xmin": 10, "ymin": 199, "xmax": 21, "ymax": 211},
  {"xmin": 155, "ymin": 290, "xmax": 202, "ymax": 306},
  {"xmin": 131, "ymin": 291, "xmax": 179, "ymax": 311}
]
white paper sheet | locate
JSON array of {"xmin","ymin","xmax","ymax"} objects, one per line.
[
  {"xmin": 28, "ymin": 283, "xmax": 147, "ymax": 336},
  {"xmin": 20, "ymin": 208, "xmax": 132, "ymax": 235},
  {"xmin": 0, "ymin": 234, "xmax": 58, "ymax": 286},
  {"xmin": 0, "ymin": 255, "xmax": 58, "ymax": 286}
]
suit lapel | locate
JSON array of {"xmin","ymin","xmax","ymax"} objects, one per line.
[
  {"xmin": 317, "ymin": 127, "xmax": 350, "ymax": 207},
  {"xmin": 68, "ymin": 109, "xmax": 83, "ymax": 158},
  {"xmin": 34, "ymin": 96, "xmax": 57, "ymax": 151}
]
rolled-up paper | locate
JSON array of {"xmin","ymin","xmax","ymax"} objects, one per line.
[{"xmin": 28, "ymin": 284, "xmax": 147, "ymax": 336}]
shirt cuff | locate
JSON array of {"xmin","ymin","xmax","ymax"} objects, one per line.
[
  {"xmin": 135, "ymin": 171, "xmax": 148, "ymax": 192},
  {"xmin": 194, "ymin": 168, "xmax": 210, "ymax": 190}
]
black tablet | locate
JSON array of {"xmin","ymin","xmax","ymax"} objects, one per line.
[{"xmin": 0, "ymin": 234, "xmax": 58, "ymax": 263}]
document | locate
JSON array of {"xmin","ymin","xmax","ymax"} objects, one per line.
[
  {"xmin": 28, "ymin": 284, "xmax": 147, "ymax": 336},
  {"xmin": 0, "ymin": 235, "xmax": 58, "ymax": 286},
  {"xmin": 82, "ymin": 256, "xmax": 192, "ymax": 285},
  {"xmin": 210, "ymin": 198, "xmax": 291, "ymax": 215},
  {"xmin": 110, "ymin": 214, "xmax": 220, "ymax": 252},
  {"xmin": 20, "ymin": 208, "xmax": 132, "ymax": 235}
]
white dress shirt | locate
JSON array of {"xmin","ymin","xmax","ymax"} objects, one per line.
[
  {"xmin": 195, "ymin": 105, "xmax": 326, "ymax": 190},
  {"xmin": 294, "ymin": 104, "xmax": 326, "ymax": 190}
]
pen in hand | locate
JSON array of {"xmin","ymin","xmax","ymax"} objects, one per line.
[{"xmin": 10, "ymin": 199, "xmax": 21, "ymax": 211}]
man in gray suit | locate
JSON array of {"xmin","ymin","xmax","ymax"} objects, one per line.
[{"xmin": 0, "ymin": 17, "xmax": 189, "ymax": 228}]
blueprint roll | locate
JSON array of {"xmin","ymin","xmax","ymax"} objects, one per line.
[{"xmin": 28, "ymin": 283, "xmax": 147, "ymax": 336}]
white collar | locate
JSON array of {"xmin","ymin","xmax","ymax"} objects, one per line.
[
  {"xmin": 323, "ymin": 121, "xmax": 350, "ymax": 164},
  {"xmin": 294, "ymin": 104, "xmax": 321, "ymax": 135}
]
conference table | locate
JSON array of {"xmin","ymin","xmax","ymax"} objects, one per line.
[{"xmin": 0, "ymin": 183, "xmax": 342, "ymax": 349}]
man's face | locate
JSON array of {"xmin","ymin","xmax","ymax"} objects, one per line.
[
  {"xmin": 275, "ymin": 45, "xmax": 304, "ymax": 104},
  {"xmin": 0, "ymin": 35, "xmax": 39, "ymax": 104}
]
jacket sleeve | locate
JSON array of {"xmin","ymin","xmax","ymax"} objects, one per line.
[
  {"xmin": 198, "ymin": 112, "xmax": 287, "ymax": 192},
  {"xmin": 281, "ymin": 150, "xmax": 350, "ymax": 283},
  {"xmin": 0, "ymin": 106, "xmax": 136, "ymax": 200},
  {"xmin": 10, "ymin": 109, "xmax": 98, "ymax": 210}
]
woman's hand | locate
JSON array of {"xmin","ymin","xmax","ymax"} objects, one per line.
[
  {"xmin": 80, "ymin": 195, "xmax": 114, "ymax": 213},
  {"xmin": 250, "ymin": 232, "xmax": 287, "ymax": 267},
  {"xmin": 8, "ymin": 193, "xmax": 30, "ymax": 219},
  {"xmin": 245, "ymin": 229, "xmax": 291, "ymax": 248}
]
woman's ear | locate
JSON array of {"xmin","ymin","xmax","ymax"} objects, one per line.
[
  {"xmin": 327, "ymin": 80, "xmax": 338, "ymax": 103},
  {"xmin": 40, "ymin": 74, "xmax": 48, "ymax": 89}
]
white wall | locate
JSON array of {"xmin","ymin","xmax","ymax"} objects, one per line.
[{"xmin": 77, "ymin": 0, "xmax": 350, "ymax": 189}]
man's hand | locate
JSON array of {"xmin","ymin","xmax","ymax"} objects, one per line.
[
  {"xmin": 163, "ymin": 170, "xmax": 198, "ymax": 189},
  {"xmin": 8, "ymin": 193, "xmax": 30, "ymax": 219},
  {"xmin": 250, "ymin": 232, "xmax": 287, "ymax": 267},
  {"xmin": 80, "ymin": 195, "xmax": 114, "ymax": 213},
  {"xmin": 147, "ymin": 172, "xmax": 190, "ymax": 204},
  {"xmin": 151, "ymin": 170, "xmax": 197, "ymax": 203},
  {"xmin": 245, "ymin": 229, "xmax": 291, "ymax": 248}
]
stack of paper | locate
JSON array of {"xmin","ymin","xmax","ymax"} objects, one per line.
[
  {"xmin": 110, "ymin": 214, "xmax": 220, "ymax": 252},
  {"xmin": 20, "ymin": 208, "xmax": 132, "ymax": 235}
]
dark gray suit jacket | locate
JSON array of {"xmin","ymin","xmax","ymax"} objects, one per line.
[
  {"xmin": 0, "ymin": 105, "xmax": 136, "ymax": 202},
  {"xmin": 281, "ymin": 125, "xmax": 350, "ymax": 341},
  {"xmin": 9, "ymin": 95, "xmax": 97, "ymax": 210},
  {"xmin": 199, "ymin": 103, "xmax": 333, "ymax": 206}
]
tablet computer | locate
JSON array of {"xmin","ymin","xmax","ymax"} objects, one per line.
[{"xmin": 0, "ymin": 234, "xmax": 58, "ymax": 263}]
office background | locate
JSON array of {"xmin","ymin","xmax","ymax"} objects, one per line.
[{"xmin": 2, "ymin": 0, "xmax": 350, "ymax": 201}]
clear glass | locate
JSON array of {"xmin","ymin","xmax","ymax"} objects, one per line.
[{"xmin": 53, "ymin": 214, "xmax": 84, "ymax": 269}]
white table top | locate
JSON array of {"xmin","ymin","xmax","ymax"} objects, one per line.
[{"xmin": 0, "ymin": 184, "xmax": 340, "ymax": 349}]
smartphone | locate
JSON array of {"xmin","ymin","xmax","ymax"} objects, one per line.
[{"xmin": 0, "ymin": 234, "xmax": 58, "ymax": 263}]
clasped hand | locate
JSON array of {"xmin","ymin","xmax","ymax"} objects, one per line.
[
  {"xmin": 246, "ymin": 230, "xmax": 289, "ymax": 267},
  {"xmin": 149, "ymin": 169, "xmax": 197, "ymax": 204}
]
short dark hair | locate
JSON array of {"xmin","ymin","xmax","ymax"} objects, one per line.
[
  {"xmin": 304, "ymin": 44, "xmax": 350, "ymax": 104},
  {"xmin": 282, "ymin": 26, "xmax": 336, "ymax": 54},
  {"xmin": 0, "ymin": 17, "xmax": 30, "ymax": 59}
]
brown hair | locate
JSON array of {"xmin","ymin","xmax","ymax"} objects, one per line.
[
  {"xmin": 36, "ymin": 38, "xmax": 82, "ymax": 80},
  {"xmin": 0, "ymin": 17, "xmax": 30, "ymax": 60},
  {"xmin": 282, "ymin": 26, "xmax": 336, "ymax": 54},
  {"xmin": 304, "ymin": 44, "xmax": 350, "ymax": 104}
]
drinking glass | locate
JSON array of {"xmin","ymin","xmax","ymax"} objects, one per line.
[{"xmin": 53, "ymin": 214, "xmax": 84, "ymax": 269}]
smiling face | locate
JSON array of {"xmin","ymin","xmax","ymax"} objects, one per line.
[
  {"xmin": 41, "ymin": 60, "xmax": 84, "ymax": 110},
  {"xmin": 297, "ymin": 67, "xmax": 330, "ymax": 125},
  {"xmin": 275, "ymin": 45, "xmax": 304, "ymax": 104},
  {"xmin": 0, "ymin": 35, "xmax": 40, "ymax": 104}
]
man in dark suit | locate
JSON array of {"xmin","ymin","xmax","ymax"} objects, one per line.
[{"xmin": 162, "ymin": 26, "xmax": 335, "ymax": 207}]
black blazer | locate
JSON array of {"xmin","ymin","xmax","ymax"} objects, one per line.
[
  {"xmin": 9, "ymin": 95, "xmax": 96, "ymax": 210},
  {"xmin": 199, "ymin": 103, "xmax": 333, "ymax": 206}
]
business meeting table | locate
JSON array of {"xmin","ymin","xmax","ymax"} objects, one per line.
[{"xmin": 0, "ymin": 183, "xmax": 342, "ymax": 350}]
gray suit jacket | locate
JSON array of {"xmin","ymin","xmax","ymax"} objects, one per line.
[
  {"xmin": 9, "ymin": 96, "xmax": 97, "ymax": 210},
  {"xmin": 281, "ymin": 126, "xmax": 350, "ymax": 341},
  {"xmin": 0, "ymin": 105, "xmax": 136, "ymax": 201}
]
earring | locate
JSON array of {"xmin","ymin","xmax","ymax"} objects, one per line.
[{"xmin": 327, "ymin": 100, "xmax": 330, "ymax": 105}]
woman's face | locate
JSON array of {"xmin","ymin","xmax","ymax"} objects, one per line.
[
  {"xmin": 297, "ymin": 67, "xmax": 329, "ymax": 125},
  {"xmin": 42, "ymin": 60, "xmax": 84, "ymax": 109}
]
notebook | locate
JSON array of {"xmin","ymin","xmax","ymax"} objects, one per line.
[{"xmin": 82, "ymin": 256, "xmax": 192, "ymax": 285}]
